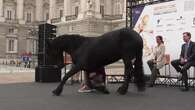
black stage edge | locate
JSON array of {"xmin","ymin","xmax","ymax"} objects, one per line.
[{"xmin": 35, "ymin": 65, "xmax": 61, "ymax": 82}]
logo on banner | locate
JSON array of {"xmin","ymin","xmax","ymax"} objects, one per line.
[
  {"xmin": 192, "ymin": 17, "xmax": 195, "ymax": 28},
  {"xmin": 156, "ymin": 18, "xmax": 163, "ymax": 27},
  {"xmin": 176, "ymin": 16, "xmax": 186, "ymax": 25}
]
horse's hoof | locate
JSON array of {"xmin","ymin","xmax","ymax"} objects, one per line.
[
  {"xmin": 103, "ymin": 88, "xmax": 110, "ymax": 94},
  {"xmin": 137, "ymin": 86, "xmax": 145, "ymax": 92},
  {"xmin": 117, "ymin": 87, "xmax": 127, "ymax": 95},
  {"xmin": 136, "ymin": 82, "xmax": 146, "ymax": 92},
  {"xmin": 136, "ymin": 80, "xmax": 146, "ymax": 92},
  {"xmin": 95, "ymin": 86, "xmax": 110, "ymax": 94},
  {"xmin": 52, "ymin": 88, "xmax": 63, "ymax": 96}
]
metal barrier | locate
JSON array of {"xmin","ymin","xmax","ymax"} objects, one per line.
[
  {"xmin": 155, "ymin": 67, "xmax": 195, "ymax": 88},
  {"xmin": 105, "ymin": 64, "xmax": 125, "ymax": 83}
]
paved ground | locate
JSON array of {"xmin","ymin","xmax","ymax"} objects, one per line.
[
  {"xmin": 0, "ymin": 65, "xmax": 195, "ymax": 110},
  {"xmin": 0, "ymin": 82, "xmax": 195, "ymax": 110}
]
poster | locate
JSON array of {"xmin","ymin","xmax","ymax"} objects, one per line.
[{"xmin": 133, "ymin": 0, "xmax": 195, "ymax": 75}]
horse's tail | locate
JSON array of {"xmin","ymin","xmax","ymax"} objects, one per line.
[{"xmin": 134, "ymin": 48, "xmax": 145, "ymax": 91}]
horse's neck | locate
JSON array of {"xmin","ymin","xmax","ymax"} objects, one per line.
[
  {"xmin": 62, "ymin": 43, "xmax": 77, "ymax": 55},
  {"xmin": 61, "ymin": 35, "xmax": 86, "ymax": 55}
]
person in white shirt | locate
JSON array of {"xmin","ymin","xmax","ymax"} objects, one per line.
[{"xmin": 147, "ymin": 35, "xmax": 165, "ymax": 87}]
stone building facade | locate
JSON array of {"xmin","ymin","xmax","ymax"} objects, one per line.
[
  {"xmin": 0, "ymin": 0, "xmax": 128, "ymax": 66},
  {"xmin": 1, "ymin": 0, "xmax": 154, "ymax": 66}
]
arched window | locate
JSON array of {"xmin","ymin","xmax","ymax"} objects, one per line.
[
  {"xmin": 100, "ymin": 5, "xmax": 104, "ymax": 16},
  {"xmin": 7, "ymin": 10, "xmax": 12, "ymax": 20},
  {"xmin": 46, "ymin": 12, "xmax": 49, "ymax": 20},
  {"xmin": 26, "ymin": 12, "xmax": 32, "ymax": 23},
  {"xmin": 60, "ymin": 10, "xmax": 63, "ymax": 18},
  {"xmin": 75, "ymin": 6, "xmax": 78, "ymax": 17},
  {"xmin": 6, "ymin": 38, "xmax": 18, "ymax": 53}
]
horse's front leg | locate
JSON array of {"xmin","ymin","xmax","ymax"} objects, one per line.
[
  {"xmin": 117, "ymin": 59, "xmax": 133, "ymax": 95},
  {"xmin": 52, "ymin": 65, "xmax": 80, "ymax": 96}
]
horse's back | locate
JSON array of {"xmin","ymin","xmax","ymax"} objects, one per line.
[
  {"xmin": 100, "ymin": 28, "xmax": 143, "ymax": 52},
  {"xmin": 101, "ymin": 28, "xmax": 142, "ymax": 43},
  {"xmin": 75, "ymin": 28, "xmax": 143, "ymax": 71}
]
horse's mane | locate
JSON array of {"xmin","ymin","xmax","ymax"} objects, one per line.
[
  {"xmin": 56, "ymin": 34, "xmax": 86, "ymax": 41},
  {"xmin": 50, "ymin": 34, "xmax": 89, "ymax": 55},
  {"xmin": 53, "ymin": 34, "xmax": 83, "ymax": 45}
]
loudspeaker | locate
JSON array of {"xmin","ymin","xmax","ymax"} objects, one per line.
[
  {"xmin": 35, "ymin": 67, "xmax": 40, "ymax": 82},
  {"xmin": 35, "ymin": 65, "xmax": 61, "ymax": 82},
  {"xmin": 37, "ymin": 23, "xmax": 57, "ymax": 66}
]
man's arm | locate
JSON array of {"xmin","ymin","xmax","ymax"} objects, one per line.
[
  {"xmin": 187, "ymin": 42, "xmax": 195, "ymax": 62},
  {"xmin": 180, "ymin": 44, "xmax": 184, "ymax": 59},
  {"xmin": 156, "ymin": 45, "xmax": 165, "ymax": 62}
]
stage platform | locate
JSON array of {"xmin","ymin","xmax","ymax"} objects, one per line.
[{"xmin": 0, "ymin": 82, "xmax": 194, "ymax": 110}]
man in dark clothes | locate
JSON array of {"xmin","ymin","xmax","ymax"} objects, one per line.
[{"xmin": 171, "ymin": 32, "xmax": 195, "ymax": 91}]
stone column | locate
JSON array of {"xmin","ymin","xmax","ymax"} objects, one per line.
[
  {"xmin": 123, "ymin": 0, "xmax": 126, "ymax": 19},
  {"xmin": 105, "ymin": 0, "xmax": 112, "ymax": 15},
  {"xmin": 35, "ymin": 0, "xmax": 43, "ymax": 22},
  {"xmin": 17, "ymin": 0, "xmax": 25, "ymax": 24},
  {"xmin": 63, "ymin": 0, "xmax": 71, "ymax": 21},
  {"xmin": 63, "ymin": 0, "xmax": 69, "ymax": 21},
  {"xmin": 0, "ymin": 0, "xmax": 5, "ymax": 22},
  {"xmin": 49, "ymin": 0, "xmax": 56, "ymax": 20},
  {"xmin": 95, "ymin": 0, "xmax": 101, "ymax": 18},
  {"xmin": 78, "ymin": 0, "xmax": 87, "ymax": 19}
]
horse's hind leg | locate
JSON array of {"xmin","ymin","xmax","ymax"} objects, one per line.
[
  {"xmin": 52, "ymin": 65, "xmax": 80, "ymax": 96},
  {"xmin": 117, "ymin": 57, "xmax": 133, "ymax": 95}
]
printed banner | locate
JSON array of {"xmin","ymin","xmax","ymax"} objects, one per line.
[{"xmin": 133, "ymin": 0, "xmax": 195, "ymax": 75}]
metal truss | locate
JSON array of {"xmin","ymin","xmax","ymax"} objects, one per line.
[{"xmin": 126, "ymin": 0, "xmax": 175, "ymax": 28}]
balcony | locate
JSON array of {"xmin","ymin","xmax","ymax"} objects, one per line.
[
  {"xmin": 5, "ymin": 18, "xmax": 18, "ymax": 24},
  {"xmin": 66, "ymin": 15, "xmax": 77, "ymax": 21},
  {"xmin": 33, "ymin": 21, "xmax": 47, "ymax": 25},
  {"xmin": 102, "ymin": 14, "xmax": 123, "ymax": 20},
  {"xmin": 51, "ymin": 18, "xmax": 62, "ymax": 23}
]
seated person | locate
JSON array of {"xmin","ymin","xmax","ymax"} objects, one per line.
[
  {"xmin": 171, "ymin": 32, "xmax": 195, "ymax": 91},
  {"xmin": 147, "ymin": 35, "xmax": 165, "ymax": 87}
]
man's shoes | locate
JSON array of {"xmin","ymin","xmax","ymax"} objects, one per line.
[{"xmin": 180, "ymin": 87, "xmax": 189, "ymax": 92}]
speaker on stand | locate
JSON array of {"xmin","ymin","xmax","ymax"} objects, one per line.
[{"xmin": 35, "ymin": 23, "xmax": 61, "ymax": 82}]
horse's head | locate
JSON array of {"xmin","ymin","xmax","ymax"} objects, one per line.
[{"xmin": 45, "ymin": 34, "xmax": 86, "ymax": 66}]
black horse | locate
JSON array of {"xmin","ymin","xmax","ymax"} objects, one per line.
[{"xmin": 47, "ymin": 28, "xmax": 145, "ymax": 96}]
